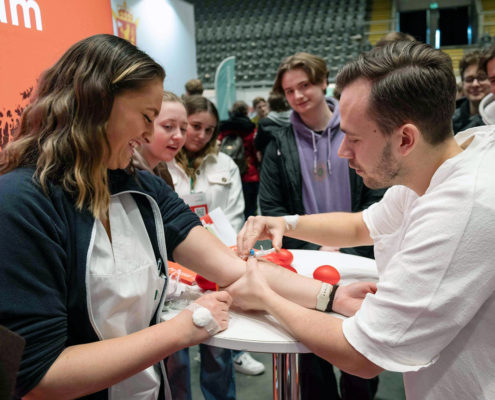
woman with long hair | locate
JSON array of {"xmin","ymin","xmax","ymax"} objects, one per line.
[
  {"xmin": 170, "ymin": 96, "xmax": 244, "ymax": 232},
  {"xmin": 0, "ymin": 34, "xmax": 236, "ymax": 400}
]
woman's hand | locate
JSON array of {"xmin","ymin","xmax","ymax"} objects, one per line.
[
  {"xmin": 225, "ymin": 257, "xmax": 275, "ymax": 311},
  {"xmin": 332, "ymin": 282, "xmax": 377, "ymax": 317},
  {"xmin": 180, "ymin": 291, "xmax": 232, "ymax": 344},
  {"xmin": 236, "ymin": 216, "xmax": 287, "ymax": 257}
]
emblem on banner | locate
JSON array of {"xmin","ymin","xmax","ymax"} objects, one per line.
[{"xmin": 112, "ymin": 1, "xmax": 139, "ymax": 45}]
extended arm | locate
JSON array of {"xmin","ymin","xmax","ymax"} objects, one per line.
[{"xmin": 236, "ymin": 212, "xmax": 373, "ymax": 257}]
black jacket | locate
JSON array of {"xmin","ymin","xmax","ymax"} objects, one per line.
[
  {"xmin": 453, "ymin": 97, "xmax": 485, "ymax": 134},
  {"xmin": 260, "ymin": 125, "xmax": 387, "ymax": 259},
  {"xmin": 0, "ymin": 167, "xmax": 201, "ymax": 399},
  {"xmin": 255, "ymin": 117, "xmax": 289, "ymax": 154}
]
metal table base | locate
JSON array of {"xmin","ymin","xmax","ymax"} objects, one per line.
[{"xmin": 273, "ymin": 353, "xmax": 300, "ymax": 400}]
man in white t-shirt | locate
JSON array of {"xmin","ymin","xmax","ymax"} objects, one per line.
[{"xmin": 227, "ymin": 41, "xmax": 495, "ymax": 400}]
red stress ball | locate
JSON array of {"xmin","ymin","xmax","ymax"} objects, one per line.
[
  {"xmin": 313, "ymin": 265, "xmax": 340, "ymax": 285},
  {"xmin": 263, "ymin": 249, "xmax": 294, "ymax": 266},
  {"xmin": 195, "ymin": 274, "xmax": 217, "ymax": 291}
]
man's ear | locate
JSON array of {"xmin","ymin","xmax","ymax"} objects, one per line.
[{"xmin": 396, "ymin": 124, "xmax": 420, "ymax": 157}]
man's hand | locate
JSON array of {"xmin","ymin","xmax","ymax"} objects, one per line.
[
  {"xmin": 236, "ymin": 216, "xmax": 287, "ymax": 257},
  {"xmin": 224, "ymin": 257, "xmax": 275, "ymax": 311},
  {"xmin": 332, "ymin": 282, "xmax": 377, "ymax": 317}
]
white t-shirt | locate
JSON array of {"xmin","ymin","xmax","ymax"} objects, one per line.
[{"xmin": 343, "ymin": 127, "xmax": 495, "ymax": 400}]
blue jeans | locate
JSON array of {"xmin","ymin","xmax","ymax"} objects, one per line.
[{"xmin": 166, "ymin": 345, "xmax": 236, "ymax": 400}]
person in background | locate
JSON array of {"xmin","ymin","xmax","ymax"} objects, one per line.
[
  {"xmin": 185, "ymin": 78, "xmax": 204, "ymax": 97},
  {"xmin": 264, "ymin": 52, "xmax": 386, "ymax": 400},
  {"xmin": 219, "ymin": 101, "xmax": 260, "ymax": 220},
  {"xmin": 477, "ymin": 45, "xmax": 495, "ymax": 125},
  {"xmin": 255, "ymin": 92, "xmax": 292, "ymax": 155},
  {"xmin": 132, "ymin": 91, "xmax": 187, "ymax": 189},
  {"xmin": 250, "ymin": 96, "xmax": 267, "ymax": 128},
  {"xmin": 452, "ymin": 50, "xmax": 490, "ymax": 134},
  {"xmin": 167, "ymin": 96, "xmax": 264, "ymax": 399},
  {"xmin": 375, "ymin": 31, "xmax": 415, "ymax": 48}
]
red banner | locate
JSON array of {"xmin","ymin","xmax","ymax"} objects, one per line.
[{"xmin": 0, "ymin": 0, "xmax": 113, "ymax": 150}]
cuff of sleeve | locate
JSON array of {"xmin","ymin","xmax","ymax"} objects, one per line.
[
  {"xmin": 342, "ymin": 316, "xmax": 438, "ymax": 373},
  {"xmin": 362, "ymin": 205, "xmax": 379, "ymax": 239}
]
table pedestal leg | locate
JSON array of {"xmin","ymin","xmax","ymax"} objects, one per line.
[{"xmin": 273, "ymin": 353, "xmax": 300, "ymax": 400}]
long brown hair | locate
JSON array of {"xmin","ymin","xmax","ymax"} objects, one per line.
[
  {"xmin": 0, "ymin": 34, "xmax": 165, "ymax": 219},
  {"xmin": 175, "ymin": 95, "xmax": 219, "ymax": 184}
]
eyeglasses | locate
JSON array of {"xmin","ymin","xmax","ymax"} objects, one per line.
[{"xmin": 464, "ymin": 75, "xmax": 489, "ymax": 84}]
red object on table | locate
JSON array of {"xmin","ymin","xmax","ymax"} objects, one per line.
[
  {"xmin": 313, "ymin": 265, "xmax": 341, "ymax": 285},
  {"xmin": 262, "ymin": 249, "xmax": 297, "ymax": 273},
  {"xmin": 195, "ymin": 274, "xmax": 218, "ymax": 291}
]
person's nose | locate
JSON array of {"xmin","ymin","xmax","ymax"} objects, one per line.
[
  {"xmin": 171, "ymin": 127, "xmax": 182, "ymax": 140},
  {"xmin": 337, "ymin": 136, "xmax": 353, "ymax": 159},
  {"xmin": 294, "ymin": 90, "xmax": 304, "ymax": 101},
  {"xmin": 143, "ymin": 125, "xmax": 154, "ymax": 144}
]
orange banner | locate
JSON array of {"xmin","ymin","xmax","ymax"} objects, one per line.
[{"xmin": 0, "ymin": 0, "xmax": 113, "ymax": 150}]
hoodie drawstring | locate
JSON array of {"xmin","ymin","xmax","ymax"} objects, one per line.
[
  {"xmin": 311, "ymin": 131, "xmax": 318, "ymax": 175},
  {"xmin": 327, "ymin": 131, "xmax": 332, "ymax": 175},
  {"xmin": 311, "ymin": 131, "xmax": 332, "ymax": 176}
]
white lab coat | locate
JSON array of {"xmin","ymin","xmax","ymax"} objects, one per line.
[
  {"xmin": 88, "ymin": 193, "xmax": 170, "ymax": 400},
  {"xmin": 167, "ymin": 152, "xmax": 245, "ymax": 233}
]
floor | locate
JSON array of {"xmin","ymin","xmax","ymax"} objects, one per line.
[{"xmin": 188, "ymin": 346, "xmax": 406, "ymax": 400}]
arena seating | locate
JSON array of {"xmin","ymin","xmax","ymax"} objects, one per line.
[{"xmin": 188, "ymin": 0, "xmax": 370, "ymax": 88}]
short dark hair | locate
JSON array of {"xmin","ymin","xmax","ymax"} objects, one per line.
[
  {"xmin": 273, "ymin": 52, "xmax": 329, "ymax": 96},
  {"xmin": 375, "ymin": 31, "xmax": 415, "ymax": 48},
  {"xmin": 335, "ymin": 41, "xmax": 456, "ymax": 145},
  {"xmin": 185, "ymin": 79, "xmax": 204, "ymax": 95},
  {"xmin": 480, "ymin": 45, "xmax": 495, "ymax": 74},
  {"xmin": 252, "ymin": 97, "xmax": 266, "ymax": 109},
  {"xmin": 231, "ymin": 101, "xmax": 249, "ymax": 117},
  {"xmin": 268, "ymin": 92, "xmax": 291, "ymax": 112},
  {"xmin": 459, "ymin": 50, "xmax": 483, "ymax": 80}
]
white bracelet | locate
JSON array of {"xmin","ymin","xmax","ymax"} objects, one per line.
[
  {"xmin": 316, "ymin": 282, "xmax": 332, "ymax": 311},
  {"xmin": 186, "ymin": 303, "xmax": 222, "ymax": 336},
  {"xmin": 283, "ymin": 215, "xmax": 300, "ymax": 231}
]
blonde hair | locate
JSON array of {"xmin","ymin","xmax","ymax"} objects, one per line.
[
  {"xmin": 175, "ymin": 96, "xmax": 219, "ymax": 185},
  {"xmin": 0, "ymin": 34, "xmax": 165, "ymax": 219}
]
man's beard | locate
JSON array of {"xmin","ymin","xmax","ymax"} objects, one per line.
[{"xmin": 361, "ymin": 141, "xmax": 404, "ymax": 190}]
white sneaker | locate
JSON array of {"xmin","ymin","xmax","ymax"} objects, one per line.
[{"xmin": 233, "ymin": 352, "xmax": 265, "ymax": 375}]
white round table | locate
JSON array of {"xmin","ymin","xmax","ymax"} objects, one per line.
[{"xmin": 161, "ymin": 250, "xmax": 379, "ymax": 400}]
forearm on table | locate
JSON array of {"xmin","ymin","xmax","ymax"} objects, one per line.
[
  {"xmin": 285, "ymin": 212, "xmax": 373, "ymax": 248},
  {"xmin": 174, "ymin": 228, "xmax": 321, "ymax": 309},
  {"xmin": 25, "ymin": 312, "xmax": 197, "ymax": 400},
  {"xmin": 263, "ymin": 292, "xmax": 383, "ymax": 379}
]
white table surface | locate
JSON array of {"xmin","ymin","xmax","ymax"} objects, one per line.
[{"xmin": 160, "ymin": 250, "xmax": 379, "ymax": 354}]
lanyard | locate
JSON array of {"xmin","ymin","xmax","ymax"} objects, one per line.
[{"xmin": 190, "ymin": 177, "xmax": 194, "ymax": 194}]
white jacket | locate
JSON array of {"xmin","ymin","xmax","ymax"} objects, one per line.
[{"xmin": 167, "ymin": 152, "xmax": 245, "ymax": 233}]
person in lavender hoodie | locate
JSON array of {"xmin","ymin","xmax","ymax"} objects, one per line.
[{"xmin": 261, "ymin": 52, "xmax": 386, "ymax": 400}]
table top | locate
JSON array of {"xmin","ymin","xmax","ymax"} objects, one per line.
[{"xmin": 160, "ymin": 250, "xmax": 379, "ymax": 354}]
